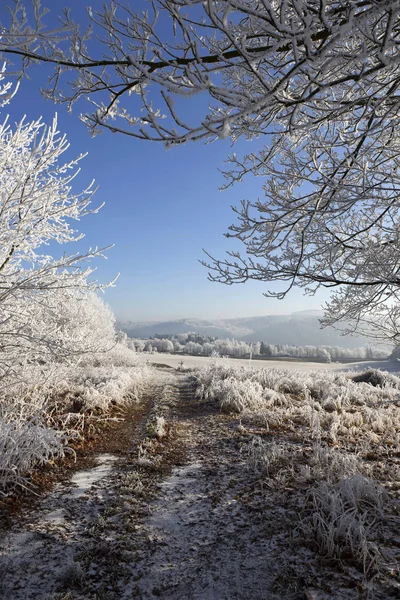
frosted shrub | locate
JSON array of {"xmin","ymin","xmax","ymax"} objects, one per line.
[
  {"xmin": 0, "ymin": 358, "xmax": 153, "ymax": 493},
  {"xmin": 305, "ymin": 445, "xmax": 367, "ymax": 483},
  {"xmin": 245, "ymin": 437, "xmax": 291, "ymax": 479},
  {"xmin": 194, "ymin": 362, "xmax": 400, "ymax": 449},
  {"xmin": 261, "ymin": 388, "xmax": 291, "ymax": 409},
  {"xmin": 245, "ymin": 437, "xmax": 368, "ymax": 486},
  {"xmin": 352, "ymin": 368, "xmax": 400, "ymax": 389},
  {"xmin": 338, "ymin": 474, "xmax": 386, "ymax": 513},
  {"xmin": 79, "ymin": 342, "xmax": 138, "ymax": 369},
  {"xmin": 51, "ymin": 362, "xmax": 153, "ymax": 413},
  {"xmin": 0, "ymin": 415, "xmax": 65, "ymax": 494}
]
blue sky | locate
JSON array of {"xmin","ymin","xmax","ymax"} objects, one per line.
[{"xmin": 0, "ymin": 1, "xmax": 330, "ymax": 322}]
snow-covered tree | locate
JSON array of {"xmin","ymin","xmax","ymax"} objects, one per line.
[
  {"xmin": 0, "ymin": 68, "xmax": 114, "ymax": 378},
  {"xmin": 316, "ymin": 347, "xmax": 331, "ymax": 363},
  {"xmin": 3, "ymin": 1, "xmax": 400, "ymax": 339},
  {"xmin": 173, "ymin": 340, "xmax": 183, "ymax": 352},
  {"xmin": 154, "ymin": 338, "xmax": 174, "ymax": 353},
  {"xmin": 144, "ymin": 342, "xmax": 153, "ymax": 353}
]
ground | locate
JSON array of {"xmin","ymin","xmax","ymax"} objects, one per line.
[
  {"xmin": 139, "ymin": 353, "xmax": 393, "ymax": 373},
  {"xmin": 0, "ymin": 366, "xmax": 398, "ymax": 599}
]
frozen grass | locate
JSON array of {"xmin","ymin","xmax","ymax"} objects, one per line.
[
  {"xmin": 194, "ymin": 361, "xmax": 400, "ymax": 586},
  {"xmin": 194, "ymin": 362, "xmax": 400, "ymax": 450},
  {"xmin": 300, "ymin": 475, "xmax": 385, "ymax": 576},
  {"xmin": 0, "ymin": 344, "xmax": 154, "ymax": 495},
  {"xmin": 0, "ymin": 416, "xmax": 65, "ymax": 494}
]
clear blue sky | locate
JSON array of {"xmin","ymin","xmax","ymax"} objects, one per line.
[{"xmin": 1, "ymin": 1, "xmax": 330, "ymax": 322}]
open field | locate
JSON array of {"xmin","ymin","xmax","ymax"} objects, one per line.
[{"xmin": 142, "ymin": 352, "xmax": 394, "ymax": 373}]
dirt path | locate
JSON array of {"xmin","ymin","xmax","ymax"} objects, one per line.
[
  {"xmin": 122, "ymin": 375, "xmax": 278, "ymax": 600},
  {"xmin": 0, "ymin": 370, "xmax": 287, "ymax": 600}
]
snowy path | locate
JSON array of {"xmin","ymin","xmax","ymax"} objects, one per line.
[
  {"xmin": 0, "ymin": 373, "xmax": 286, "ymax": 599},
  {"xmin": 119, "ymin": 377, "xmax": 279, "ymax": 600}
]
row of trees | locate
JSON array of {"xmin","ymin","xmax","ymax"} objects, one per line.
[
  {"xmin": 128, "ymin": 334, "xmax": 388, "ymax": 362},
  {"xmin": 1, "ymin": 1, "xmax": 400, "ymax": 343}
]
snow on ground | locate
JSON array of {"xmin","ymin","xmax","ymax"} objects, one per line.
[
  {"xmin": 0, "ymin": 372, "xmax": 284, "ymax": 599},
  {"xmin": 68, "ymin": 454, "xmax": 118, "ymax": 499},
  {"xmin": 0, "ymin": 454, "xmax": 127, "ymax": 597},
  {"xmin": 0, "ymin": 367, "xmax": 398, "ymax": 599},
  {"xmin": 139, "ymin": 352, "xmax": 395, "ymax": 373}
]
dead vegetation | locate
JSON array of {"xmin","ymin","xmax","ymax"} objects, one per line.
[{"xmin": 194, "ymin": 362, "xmax": 400, "ymax": 597}]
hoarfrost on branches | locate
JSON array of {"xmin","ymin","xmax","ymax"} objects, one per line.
[
  {"xmin": 3, "ymin": 2, "xmax": 400, "ymax": 338},
  {"xmin": 0, "ymin": 79, "xmax": 114, "ymax": 376},
  {"xmin": 1, "ymin": 1, "xmax": 398, "ymax": 143}
]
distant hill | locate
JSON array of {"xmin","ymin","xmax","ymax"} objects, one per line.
[{"xmin": 117, "ymin": 311, "xmax": 375, "ymax": 349}]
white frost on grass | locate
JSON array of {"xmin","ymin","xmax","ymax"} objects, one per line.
[
  {"xmin": 0, "ymin": 358, "xmax": 153, "ymax": 494},
  {"xmin": 193, "ymin": 362, "xmax": 400, "ymax": 589},
  {"xmin": 193, "ymin": 362, "xmax": 400, "ymax": 448},
  {"xmin": 0, "ymin": 417, "xmax": 65, "ymax": 496}
]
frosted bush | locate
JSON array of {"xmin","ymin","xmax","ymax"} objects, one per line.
[
  {"xmin": 78, "ymin": 342, "xmax": 138, "ymax": 368},
  {"xmin": 0, "ymin": 415, "xmax": 65, "ymax": 494},
  {"xmin": 306, "ymin": 445, "xmax": 367, "ymax": 483},
  {"xmin": 244, "ymin": 436, "xmax": 369, "ymax": 487},
  {"xmin": 245, "ymin": 437, "xmax": 292, "ymax": 478},
  {"xmin": 51, "ymin": 362, "xmax": 153, "ymax": 413},
  {"xmin": 217, "ymin": 378, "xmax": 264, "ymax": 412},
  {"xmin": 352, "ymin": 368, "xmax": 400, "ymax": 389},
  {"xmin": 195, "ymin": 367, "xmax": 281, "ymax": 412},
  {"xmin": 338, "ymin": 474, "xmax": 386, "ymax": 513},
  {"xmin": 0, "ymin": 358, "xmax": 153, "ymax": 493}
]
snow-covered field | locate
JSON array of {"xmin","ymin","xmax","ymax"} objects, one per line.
[{"xmin": 142, "ymin": 352, "xmax": 394, "ymax": 373}]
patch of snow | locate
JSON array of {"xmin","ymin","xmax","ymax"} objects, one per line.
[{"xmin": 68, "ymin": 453, "xmax": 118, "ymax": 498}]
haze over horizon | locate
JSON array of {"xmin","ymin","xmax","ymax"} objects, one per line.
[
  {"xmin": 112, "ymin": 296, "xmax": 327, "ymax": 323},
  {"xmin": 118, "ymin": 308, "xmax": 324, "ymax": 324},
  {"xmin": 117, "ymin": 310, "xmax": 387, "ymax": 350}
]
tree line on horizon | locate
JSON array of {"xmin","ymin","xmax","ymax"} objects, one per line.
[{"xmin": 125, "ymin": 332, "xmax": 389, "ymax": 363}]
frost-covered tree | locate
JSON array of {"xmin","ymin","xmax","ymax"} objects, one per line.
[
  {"xmin": 3, "ymin": 1, "xmax": 400, "ymax": 339},
  {"xmin": 33, "ymin": 290, "xmax": 117, "ymax": 359},
  {"xmin": 173, "ymin": 340, "xmax": 183, "ymax": 352},
  {"xmin": 0, "ymin": 67, "xmax": 147, "ymax": 494},
  {"xmin": 0, "ymin": 69, "xmax": 113, "ymax": 378}
]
